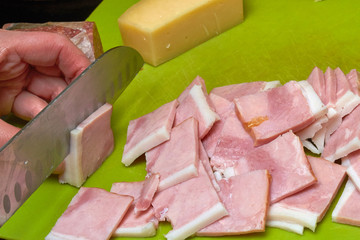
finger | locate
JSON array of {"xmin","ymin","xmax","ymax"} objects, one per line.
[
  {"xmin": 0, "ymin": 119, "xmax": 20, "ymax": 147},
  {"xmin": 0, "ymin": 30, "xmax": 91, "ymax": 84},
  {"xmin": 12, "ymin": 91, "xmax": 48, "ymax": 121},
  {"xmin": 27, "ymin": 71, "xmax": 67, "ymax": 101}
]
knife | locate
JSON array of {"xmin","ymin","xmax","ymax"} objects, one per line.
[{"xmin": 0, "ymin": 46, "xmax": 144, "ymax": 226}]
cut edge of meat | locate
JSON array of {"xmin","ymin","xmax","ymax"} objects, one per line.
[
  {"xmin": 189, "ymin": 84, "xmax": 220, "ymax": 138},
  {"xmin": 112, "ymin": 221, "xmax": 157, "ymax": 237},
  {"xmin": 301, "ymin": 139, "xmax": 321, "ymax": 155},
  {"xmin": 324, "ymin": 137, "xmax": 360, "ymax": 162},
  {"xmin": 266, "ymin": 220, "xmax": 304, "ymax": 235},
  {"xmin": 267, "ymin": 204, "xmax": 318, "ymax": 232},
  {"xmin": 346, "ymin": 165, "xmax": 360, "ymax": 192},
  {"xmin": 297, "ymin": 115, "xmax": 328, "ymax": 141},
  {"xmin": 158, "ymin": 164, "xmax": 198, "ymax": 192},
  {"xmin": 332, "ymin": 179, "xmax": 359, "ymax": 226},
  {"xmin": 335, "ymin": 90, "xmax": 360, "ymax": 118},
  {"xmin": 263, "ymin": 80, "xmax": 282, "ymax": 91},
  {"xmin": 122, "ymin": 126, "xmax": 171, "ymax": 166},
  {"xmin": 164, "ymin": 202, "xmax": 228, "ymax": 240},
  {"xmin": 297, "ymin": 80, "xmax": 327, "ymax": 119}
]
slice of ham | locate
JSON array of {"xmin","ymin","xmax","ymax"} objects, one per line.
[
  {"xmin": 122, "ymin": 100, "xmax": 178, "ymax": 166},
  {"xmin": 58, "ymin": 103, "xmax": 114, "ymax": 187},
  {"xmin": 332, "ymin": 179, "xmax": 360, "ymax": 227},
  {"xmin": 46, "ymin": 187, "xmax": 133, "ymax": 240},
  {"xmin": 174, "ymin": 78, "xmax": 219, "ymax": 139},
  {"xmin": 232, "ymin": 131, "xmax": 316, "ymax": 203},
  {"xmin": 110, "ymin": 176, "xmax": 159, "ymax": 237},
  {"xmin": 209, "ymin": 81, "xmax": 281, "ymax": 102},
  {"xmin": 267, "ymin": 156, "xmax": 346, "ymax": 231},
  {"xmin": 145, "ymin": 117, "xmax": 199, "ymax": 191},
  {"xmin": 199, "ymin": 141, "xmax": 220, "ymax": 191},
  {"xmin": 346, "ymin": 69, "xmax": 360, "ymax": 95},
  {"xmin": 234, "ymin": 80, "xmax": 326, "ymax": 146},
  {"xmin": 322, "ymin": 104, "xmax": 360, "ymax": 162},
  {"xmin": 342, "ymin": 150, "xmax": 360, "ymax": 192},
  {"xmin": 197, "ymin": 170, "xmax": 270, "ymax": 236},
  {"xmin": 151, "ymin": 161, "xmax": 228, "ymax": 240}
]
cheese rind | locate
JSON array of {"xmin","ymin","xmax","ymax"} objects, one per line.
[{"xmin": 118, "ymin": 0, "xmax": 244, "ymax": 66}]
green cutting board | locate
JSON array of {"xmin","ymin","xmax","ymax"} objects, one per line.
[{"xmin": 1, "ymin": 0, "xmax": 360, "ymax": 239}]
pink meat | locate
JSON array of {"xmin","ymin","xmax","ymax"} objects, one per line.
[
  {"xmin": 110, "ymin": 179, "xmax": 159, "ymax": 237},
  {"xmin": 233, "ymin": 131, "xmax": 316, "ymax": 203},
  {"xmin": 307, "ymin": 67, "xmax": 326, "ymax": 104},
  {"xmin": 177, "ymin": 76, "xmax": 208, "ymax": 103},
  {"xmin": 268, "ymin": 156, "xmax": 346, "ymax": 231},
  {"xmin": 46, "ymin": 187, "xmax": 133, "ymax": 240},
  {"xmin": 332, "ymin": 179, "xmax": 360, "ymax": 227},
  {"xmin": 322, "ymin": 104, "xmax": 360, "ymax": 162},
  {"xmin": 199, "ymin": 141, "xmax": 220, "ymax": 191},
  {"xmin": 202, "ymin": 93, "xmax": 234, "ymax": 158},
  {"xmin": 174, "ymin": 79, "xmax": 219, "ymax": 139},
  {"xmin": 122, "ymin": 100, "xmax": 178, "ymax": 166},
  {"xmin": 342, "ymin": 150, "xmax": 360, "ymax": 192},
  {"xmin": 210, "ymin": 81, "xmax": 273, "ymax": 102},
  {"xmin": 151, "ymin": 161, "xmax": 227, "ymax": 240},
  {"xmin": 197, "ymin": 170, "xmax": 270, "ymax": 236},
  {"xmin": 210, "ymin": 110, "xmax": 255, "ymax": 171},
  {"xmin": 346, "ymin": 69, "xmax": 360, "ymax": 95},
  {"xmin": 145, "ymin": 117, "xmax": 199, "ymax": 191},
  {"xmin": 136, "ymin": 174, "xmax": 160, "ymax": 212},
  {"xmin": 234, "ymin": 81, "xmax": 315, "ymax": 146},
  {"xmin": 335, "ymin": 68, "xmax": 352, "ymax": 100}
]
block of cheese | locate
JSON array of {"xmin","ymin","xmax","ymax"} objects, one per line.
[{"xmin": 118, "ymin": 0, "xmax": 244, "ymax": 66}]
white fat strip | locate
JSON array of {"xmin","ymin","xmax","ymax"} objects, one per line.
[
  {"xmin": 113, "ymin": 222, "xmax": 157, "ymax": 237},
  {"xmin": 166, "ymin": 202, "xmax": 228, "ymax": 240},
  {"xmin": 213, "ymin": 171, "xmax": 223, "ymax": 181},
  {"xmin": 46, "ymin": 231, "xmax": 87, "ymax": 240},
  {"xmin": 346, "ymin": 165, "xmax": 360, "ymax": 192},
  {"xmin": 189, "ymin": 85, "xmax": 220, "ymax": 129},
  {"xmin": 301, "ymin": 139, "xmax": 321, "ymax": 155},
  {"xmin": 266, "ymin": 220, "xmax": 304, "ymax": 235},
  {"xmin": 335, "ymin": 90, "xmax": 360, "ymax": 118},
  {"xmin": 297, "ymin": 115, "xmax": 328, "ymax": 140},
  {"xmin": 267, "ymin": 204, "xmax": 318, "ymax": 232},
  {"xmin": 325, "ymin": 137, "xmax": 360, "ymax": 162},
  {"xmin": 332, "ymin": 179, "xmax": 356, "ymax": 221},
  {"xmin": 158, "ymin": 164, "xmax": 198, "ymax": 191},
  {"xmin": 298, "ymin": 80, "xmax": 327, "ymax": 119},
  {"xmin": 122, "ymin": 126, "xmax": 170, "ymax": 166},
  {"xmin": 312, "ymin": 127, "xmax": 326, "ymax": 154},
  {"xmin": 223, "ymin": 167, "xmax": 235, "ymax": 179},
  {"xmin": 263, "ymin": 80, "xmax": 282, "ymax": 91}
]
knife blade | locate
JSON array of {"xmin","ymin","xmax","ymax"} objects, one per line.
[{"xmin": 0, "ymin": 46, "xmax": 144, "ymax": 226}]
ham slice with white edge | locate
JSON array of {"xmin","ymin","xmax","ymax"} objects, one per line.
[
  {"xmin": 145, "ymin": 117, "xmax": 199, "ymax": 191},
  {"xmin": 197, "ymin": 170, "xmax": 270, "ymax": 236},
  {"xmin": 110, "ymin": 175, "xmax": 160, "ymax": 237},
  {"xmin": 46, "ymin": 187, "xmax": 133, "ymax": 240},
  {"xmin": 234, "ymin": 80, "xmax": 326, "ymax": 146},
  {"xmin": 232, "ymin": 131, "xmax": 316, "ymax": 203},
  {"xmin": 342, "ymin": 150, "xmax": 360, "ymax": 191},
  {"xmin": 121, "ymin": 99, "xmax": 178, "ymax": 166},
  {"xmin": 174, "ymin": 76, "xmax": 219, "ymax": 139},
  {"xmin": 267, "ymin": 156, "xmax": 346, "ymax": 232},
  {"xmin": 332, "ymin": 179, "xmax": 360, "ymax": 227},
  {"xmin": 151, "ymin": 161, "xmax": 228, "ymax": 240},
  {"xmin": 58, "ymin": 103, "xmax": 114, "ymax": 187}
]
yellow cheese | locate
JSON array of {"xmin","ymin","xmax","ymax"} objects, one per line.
[{"xmin": 118, "ymin": 0, "xmax": 244, "ymax": 66}]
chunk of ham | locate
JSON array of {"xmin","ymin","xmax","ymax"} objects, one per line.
[
  {"xmin": 174, "ymin": 77, "xmax": 219, "ymax": 139},
  {"xmin": 342, "ymin": 150, "xmax": 360, "ymax": 192},
  {"xmin": 151, "ymin": 161, "xmax": 228, "ymax": 240},
  {"xmin": 267, "ymin": 156, "xmax": 346, "ymax": 231},
  {"xmin": 46, "ymin": 187, "xmax": 133, "ymax": 240},
  {"xmin": 58, "ymin": 103, "xmax": 114, "ymax": 187},
  {"xmin": 332, "ymin": 179, "xmax": 360, "ymax": 227},
  {"xmin": 346, "ymin": 69, "xmax": 360, "ymax": 95},
  {"xmin": 232, "ymin": 131, "xmax": 316, "ymax": 203},
  {"xmin": 197, "ymin": 170, "xmax": 270, "ymax": 236},
  {"xmin": 209, "ymin": 80, "xmax": 281, "ymax": 102},
  {"xmin": 145, "ymin": 117, "xmax": 199, "ymax": 191},
  {"xmin": 234, "ymin": 80, "xmax": 326, "ymax": 146},
  {"xmin": 122, "ymin": 100, "xmax": 178, "ymax": 166},
  {"xmin": 110, "ymin": 175, "xmax": 159, "ymax": 237},
  {"xmin": 266, "ymin": 220, "xmax": 304, "ymax": 235},
  {"xmin": 322, "ymin": 104, "xmax": 360, "ymax": 162}
]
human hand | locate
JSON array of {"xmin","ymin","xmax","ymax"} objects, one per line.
[{"xmin": 0, "ymin": 29, "xmax": 91, "ymax": 147}]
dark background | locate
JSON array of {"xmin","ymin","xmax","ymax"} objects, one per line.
[{"xmin": 0, "ymin": 0, "xmax": 102, "ymax": 27}]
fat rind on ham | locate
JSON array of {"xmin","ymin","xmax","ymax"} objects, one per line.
[
  {"xmin": 342, "ymin": 151, "xmax": 360, "ymax": 192},
  {"xmin": 59, "ymin": 103, "xmax": 114, "ymax": 187},
  {"xmin": 122, "ymin": 99, "xmax": 178, "ymax": 166},
  {"xmin": 266, "ymin": 220, "xmax": 304, "ymax": 235},
  {"xmin": 46, "ymin": 187, "xmax": 133, "ymax": 240}
]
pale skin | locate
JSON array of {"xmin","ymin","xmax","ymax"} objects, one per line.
[{"xmin": 0, "ymin": 29, "xmax": 91, "ymax": 147}]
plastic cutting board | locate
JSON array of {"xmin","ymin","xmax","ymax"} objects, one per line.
[{"xmin": 1, "ymin": 0, "xmax": 360, "ymax": 239}]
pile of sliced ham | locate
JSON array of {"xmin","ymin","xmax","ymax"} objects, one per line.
[{"xmin": 47, "ymin": 67, "xmax": 360, "ymax": 240}]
